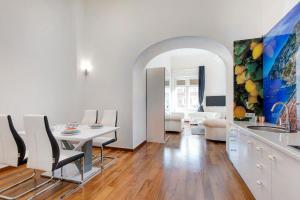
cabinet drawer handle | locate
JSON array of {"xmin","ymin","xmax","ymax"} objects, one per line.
[
  {"xmin": 256, "ymin": 164, "xmax": 262, "ymax": 169},
  {"xmin": 256, "ymin": 180, "xmax": 263, "ymax": 185},
  {"xmin": 230, "ymin": 139, "xmax": 236, "ymax": 142},
  {"xmin": 256, "ymin": 146, "xmax": 263, "ymax": 151},
  {"xmin": 268, "ymin": 155, "xmax": 276, "ymax": 160},
  {"xmin": 230, "ymin": 149, "xmax": 237, "ymax": 152}
]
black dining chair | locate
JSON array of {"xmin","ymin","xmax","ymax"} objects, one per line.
[{"xmin": 93, "ymin": 110, "xmax": 118, "ymax": 167}]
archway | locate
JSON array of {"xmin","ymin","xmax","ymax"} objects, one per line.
[{"xmin": 132, "ymin": 36, "xmax": 233, "ymax": 148}]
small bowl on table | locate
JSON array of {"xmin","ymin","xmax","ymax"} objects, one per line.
[{"xmin": 62, "ymin": 127, "xmax": 80, "ymax": 135}]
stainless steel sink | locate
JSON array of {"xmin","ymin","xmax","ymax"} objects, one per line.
[{"xmin": 247, "ymin": 125, "xmax": 289, "ymax": 133}]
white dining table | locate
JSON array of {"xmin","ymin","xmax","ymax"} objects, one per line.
[{"xmin": 19, "ymin": 124, "xmax": 119, "ymax": 183}]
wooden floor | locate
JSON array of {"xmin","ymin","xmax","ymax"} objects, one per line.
[{"xmin": 0, "ymin": 127, "xmax": 254, "ymax": 200}]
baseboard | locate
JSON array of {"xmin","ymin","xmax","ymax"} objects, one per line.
[
  {"xmin": 133, "ymin": 140, "xmax": 147, "ymax": 152},
  {"xmin": 102, "ymin": 146, "xmax": 134, "ymax": 152},
  {"xmin": 165, "ymin": 135, "xmax": 170, "ymax": 142},
  {"xmin": 96, "ymin": 140, "xmax": 147, "ymax": 152}
]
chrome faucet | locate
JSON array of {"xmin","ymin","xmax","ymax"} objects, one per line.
[{"xmin": 271, "ymin": 102, "xmax": 291, "ymax": 132}]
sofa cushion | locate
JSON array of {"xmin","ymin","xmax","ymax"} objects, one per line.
[
  {"xmin": 165, "ymin": 116, "xmax": 182, "ymax": 121},
  {"xmin": 188, "ymin": 112, "xmax": 222, "ymax": 124},
  {"xmin": 203, "ymin": 119, "xmax": 226, "ymax": 128},
  {"xmin": 165, "ymin": 112, "xmax": 184, "ymax": 121}
]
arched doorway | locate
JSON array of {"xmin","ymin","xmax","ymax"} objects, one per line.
[{"xmin": 132, "ymin": 36, "xmax": 233, "ymax": 148}]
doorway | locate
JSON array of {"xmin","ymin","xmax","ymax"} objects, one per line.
[
  {"xmin": 145, "ymin": 48, "xmax": 227, "ymax": 143},
  {"xmin": 132, "ymin": 36, "xmax": 233, "ymax": 149}
]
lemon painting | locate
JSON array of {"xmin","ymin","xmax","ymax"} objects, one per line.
[{"xmin": 234, "ymin": 38, "xmax": 263, "ymax": 121}]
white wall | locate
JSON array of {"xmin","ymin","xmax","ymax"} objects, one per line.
[
  {"xmin": 147, "ymin": 54, "xmax": 171, "ymax": 71},
  {"xmin": 261, "ymin": 0, "xmax": 299, "ymax": 34},
  {"xmin": 80, "ymin": 0, "xmax": 265, "ymax": 149},
  {"xmin": 79, "ymin": 0, "xmax": 299, "ymax": 149},
  {"xmin": 0, "ymin": 1, "xmax": 81, "ymax": 129},
  {"xmin": 0, "ymin": 0, "xmax": 297, "ymax": 150}
]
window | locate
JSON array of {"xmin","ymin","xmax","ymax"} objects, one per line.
[
  {"xmin": 175, "ymin": 86, "xmax": 186, "ymax": 112},
  {"xmin": 188, "ymin": 86, "xmax": 199, "ymax": 111},
  {"xmin": 175, "ymin": 78, "xmax": 199, "ymax": 113}
]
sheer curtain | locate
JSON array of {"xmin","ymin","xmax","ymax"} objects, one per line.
[{"xmin": 198, "ymin": 66, "xmax": 205, "ymax": 112}]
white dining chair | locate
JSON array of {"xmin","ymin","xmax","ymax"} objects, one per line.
[
  {"xmin": 93, "ymin": 110, "xmax": 118, "ymax": 167},
  {"xmin": 22, "ymin": 115, "xmax": 85, "ymax": 199},
  {"xmin": 0, "ymin": 115, "xmax": 34, "ymax": 200},
  {"xmin": 81, "ymin": 110, "xmax": 98, "ymax": 125}
]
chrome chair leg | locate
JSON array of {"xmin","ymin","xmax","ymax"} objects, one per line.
[
  {"xmin": 0, "ymin": 170, "xmax": 36, "ymax": 194},
  {"xmin": 0, "ymin": 170, "xmax": 55, "ymax": 200},
  {"xmin": 27, "ymin": 178, "xmax": 61, "ymax": 200},
  {"xmin": 57, "ymin": 159, "xmax": 85, "ymax": 200},
  {"xmin": 92, "ymin": 145, "xmax": 116, "ymax": 169},
  {"xmin": 101, "ymin": 156, "xmax": 116, "ymax": 169},
  {"xmin": 61, "ymin": 167, "xmax": 63, "ymax": 179},
  {"xmin": 92, "ymin": 146, "xmax": 103, "ymax": 165},
  {"xmin": 26, "ymin": 170, "xmax": 64, "ymax": 200},
  {"xmin": 27, "ymin": 158, "xmax": 85, "ymax": 200},
  {"xmin": 103, "ymin": 155, "xmax": 116, "ymax": 160},
  {"xmin": 100, "ymin": 146, "xmax": 104, "ymax": 164},
  {"xmin": 100, "ymin": 145, "xmax": 117, "ymax": 168},
  {"xmin": 81, "ymin": 157, "xmax": 85, "ymax": 183}
]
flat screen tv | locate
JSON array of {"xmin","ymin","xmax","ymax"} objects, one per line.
[{"xmin": 206, "ymin": 96, "xmax": 226, "ymax": 106}]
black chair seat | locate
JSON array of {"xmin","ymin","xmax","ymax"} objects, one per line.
[
  {"xmin": 55, "ymin": 150, "xmax": 84, "ymax": 170},
  {"xmin": 102, "ymin": 138, "xmax": 117, "ymax": 146}
]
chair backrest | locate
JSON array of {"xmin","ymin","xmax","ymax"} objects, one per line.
[
  {"xmin": 24, "ymin": 115, "xmax": 60, "ymax": 172},
  {"xmin": 100, "ymin": 110, "xmax": 118, "ymax": 127},
  {"xmin": 0, "ymin": 115, "xmax": 26, "ymax": 167},
  {"xmin": 81, "ymin": 110, "xmax": 98, "ymax": 125}
]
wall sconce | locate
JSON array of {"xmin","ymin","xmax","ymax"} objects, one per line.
[{"xmin": 80, "ymin": 60, "xmax": 92, "ymax": 76}]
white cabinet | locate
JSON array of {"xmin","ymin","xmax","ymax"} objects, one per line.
[
  {"xmin": 237, "ymin": 130, "xmax": 252, "ymax": 183},
  {"xmin": 228, "ymin": 127, "xmax": 239, "ymax": 166},
  {"xmin": 227, "ymin": 127, "xmax": 284, "ymax": 200},
  {"xmin": 252, "ymin": 138, "xmax": 272, "ymax": 200},
  {"xmin": 146, "ymin": 68, "xmax": 165, "ymax": 143},
  {"xmin": 271, "ymin": 148, "xmax": 300, "ymax": 200},
  {"xmin": 236, "ymin": 129, "xmax": 271, "ymax": 200}
]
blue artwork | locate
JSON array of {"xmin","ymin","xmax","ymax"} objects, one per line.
[{"xmin": 263, "ymin": 2, "xmax": 300, "ymax": 131}]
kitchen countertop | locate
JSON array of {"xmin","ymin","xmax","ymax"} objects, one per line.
[{"xmin": 231, "ymin": 121, "xmax": 300, "ymax": 161}]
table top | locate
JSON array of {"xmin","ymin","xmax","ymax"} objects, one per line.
[{"xmin": 19, "ymin": 124, "xmax": 119, "ymax": 142}]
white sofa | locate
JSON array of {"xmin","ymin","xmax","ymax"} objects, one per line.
[
  {"xmin": 165, "ymin": 112, "xmax": 184, "ymax": 132},
  {"xmin": 203, "ymin": 119, "xmax": 226, "ymax": 141},
  {"xmin": 188, "ymin": 112, "xmax": 223, "ymax": 125}
]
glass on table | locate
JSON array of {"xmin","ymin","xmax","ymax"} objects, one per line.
[{"xmin": 66, "ymin": 122, "xmax": 79, "ymax": 128}]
